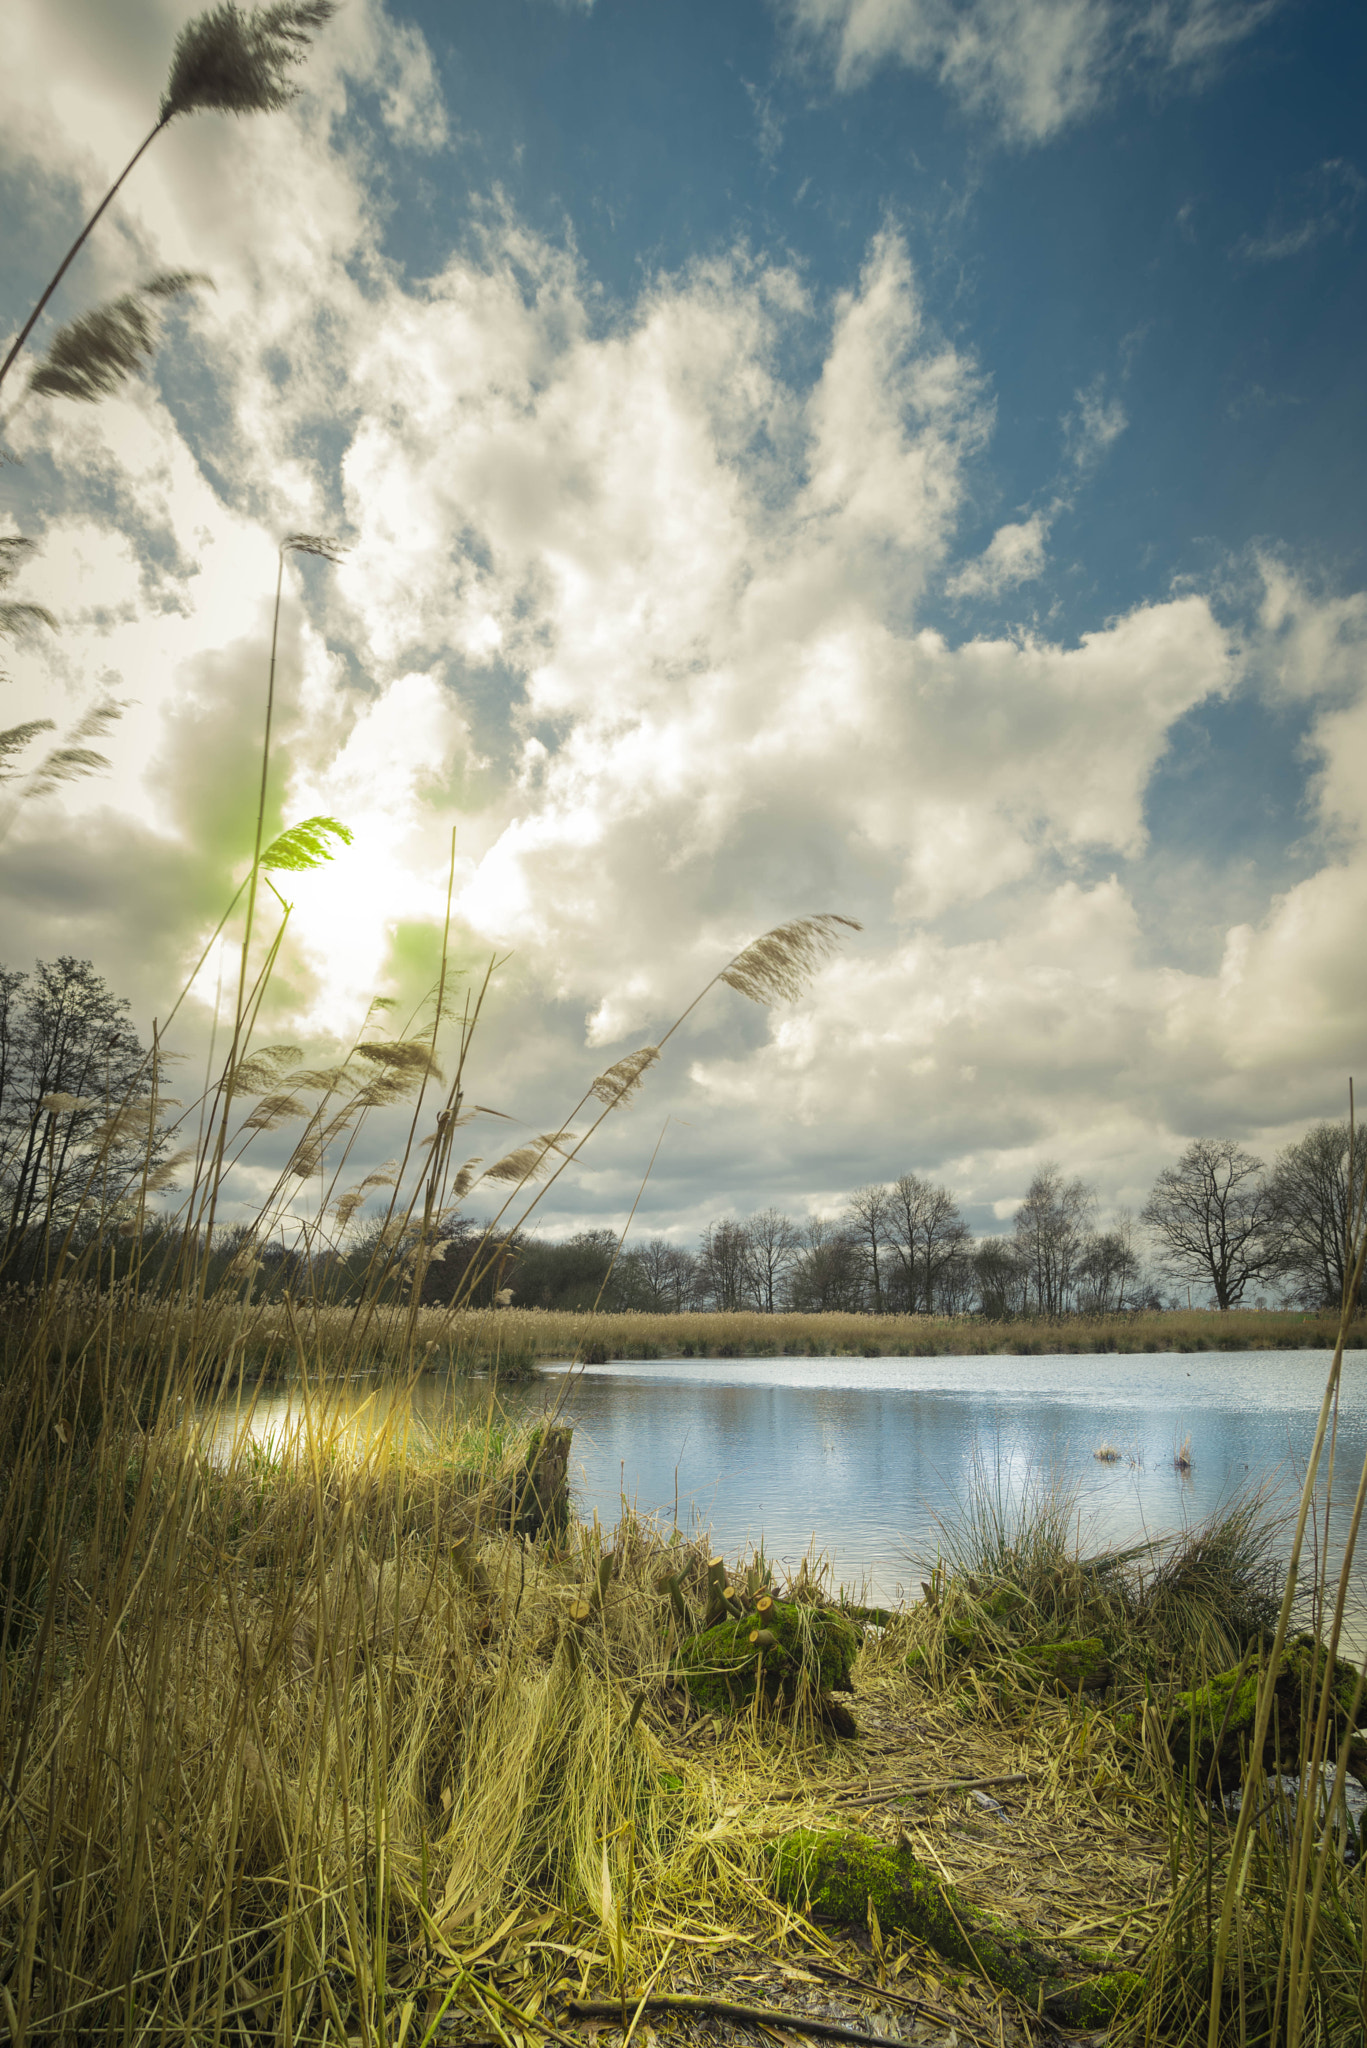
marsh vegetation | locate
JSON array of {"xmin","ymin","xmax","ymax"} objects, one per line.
[{"xmin": 3, "ymin": 10, "xmax": 1367, "ymax": 2040}]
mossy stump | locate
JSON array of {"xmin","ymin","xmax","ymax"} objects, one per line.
[
  {"xmin": 1169, "ymin": 1635, "xmax": 1367, "ymax": 1791},
  {"xmin": 493, "ymin": 1425, "xmax": 572, "ymax": 1540},
  {"xmin": 676, "ymin": 1601, "xmax": 859, "ymax": 1729},
  {"xmin": 770, "ymin": 1827, "xmax": 1142, "ymax": 2026}
]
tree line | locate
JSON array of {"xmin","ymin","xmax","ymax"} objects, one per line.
[
  {"xmin": 1, "ymin": 958, "xmax": 1361, "ymax": 1316},
  {"xmin": 424, "ymin": 1133, "xmax": 1364, "ymax": 1318}
]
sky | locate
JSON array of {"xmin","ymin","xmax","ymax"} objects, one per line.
[{"xmin": 0, "ymin": 0, "xmax": 1364, "ymax": 1247}]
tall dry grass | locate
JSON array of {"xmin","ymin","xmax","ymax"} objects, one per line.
[
  {"xmin": 408, "ymin": 1302, "xmax": 1356, "ymax": 1364},
  {"xmin": 0, "ymin": 1348, "xmax": 763, "ymax": 2041},
  {"xmin": 0, "ymin": 614, "xmax": 866, "ymax": 2038}
]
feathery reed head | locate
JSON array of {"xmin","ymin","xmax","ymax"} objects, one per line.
[
  {"xmin": 287, "ymin": 1063, "xmax": 351, "ymax": 1093},
  {"xmin": 259, "ymin": 814, "xmax": 353, "ymax": 872},
  {"xmin": 353, "ymin": 1040, "xmax": 443, "ymax": 1085},
  {"xmin": 718, "ymin": 912, "xmax": 861, "ymax": 1006},
  {"xmin": 161, "ymin": 2, "xmax": 340, "ymax": 123},
  {"xmin": 231, "ymin": 1044, "xmax": 302, "ymax": 1093},
  {"xmin": 240, "ymin": 1091, "xmax": 306, "ymax": 1131},
  {"xmin": 332, "ymin": 1186, "xmax": 366, "ymax": 1230},
  {"xmin": 590, "ymin": 1045, "xmax": 660, "ymax": 1109},
  {"xmin": 447, "ymin": 1159, "xmax": 483, "ymax": 1201},
  {"xmin": 282, "ymin": 531, "xmax": 347, "ymax": 564},
  {"xmin": 22, "ymin": 698, "xmax": 126, "ymax": 802},
  {"xmin": 0, "ymin": 540, "xmax": 58, "ymax": 655},
  {"xmin": 27, "ymin": 275, "xmax": 209, "ymax": 405},
  {"xmin": 0, "ymin": 721, "xmax": 55, "ymax": 778},
  {"xmin": 143, "ymin": 1148, "xmax": 191, "ymax": 1194},
  {"xmin": 91, "ymin": 1096, "xmax": 179, "ymax": 1151},
  {"xmin": 483, "ymin": 1132, "xmax": 574, "ymax": 1185}
]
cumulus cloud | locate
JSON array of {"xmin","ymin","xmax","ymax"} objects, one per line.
[
  {"xmin": 1, "ymin": 0, "xmax": 1364, "ymax": 1237},
  {"xmin": 778, "ymin": 0, "xmax": 1280, "ymax": 143}
]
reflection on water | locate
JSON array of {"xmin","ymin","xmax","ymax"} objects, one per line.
[{"xmin": 222, "ymin": 1348, "xmax": 1367, "ymax": 1637}]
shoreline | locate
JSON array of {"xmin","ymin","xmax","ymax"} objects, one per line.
[{"xmin": 428, "ymin": 1303, "xmax": 1357, "ymax": 1366}]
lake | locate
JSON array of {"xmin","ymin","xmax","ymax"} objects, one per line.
[{"xmin": 232, "ymin": 1348, "xmax": 1367, "ymax": 1639}]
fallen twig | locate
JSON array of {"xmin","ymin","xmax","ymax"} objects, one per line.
[
  {"xmin": 837, "ymin": 1770, "xmax": 1033, "ymax": 1806},
  {"xmin": 566, "ymin": 1994, "xmax": 906, "ymax": 2045}
]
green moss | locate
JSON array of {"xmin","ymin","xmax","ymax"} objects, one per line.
[
  {"xmin": 1169, "ymin": 1636, "xmax": 1367, "ymax": 1790},
  {"xmin": 676, "ymin": 1602, "xmax": 859, "ymax": 1717},
  {"xmin": 1043, "ymin": 1970, "xmax": 1146, "ymax": 2027},
  {"xmin": 1013, "ymin": 1636, "xmax": 1113, "ymax": 1693},
  {"xmin": 980, "ymin": 1583, "xmax": 1028, "ymax": 1623},
  {"xmin": 770, "ymin": 1828, "xmax": 1141, "ymax": 2016}
]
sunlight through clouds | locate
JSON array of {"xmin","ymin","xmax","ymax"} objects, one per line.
[{"xmin": 0, "ymin": 0, "xmax": 1362, "ymax": 1236}]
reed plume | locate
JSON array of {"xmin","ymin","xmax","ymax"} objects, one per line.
[
  {"xmin": 23, "ymin": 273, "xmax": 209, "ymax": 407},
  {"xmin": 0, "ymin": 4, "xmax": 339, "ymax": 394}
]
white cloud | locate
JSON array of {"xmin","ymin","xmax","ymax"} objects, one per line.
[
  {"xmin": 1, "ymin": 0, "xmax": 1363, "ymax": 1235},
  {"xmin": 946, "ymin": 511, "xmax": 1049, "ymax": 596},
  {"xmin": 779, "ymin": 0, "xmax": 1280, "ymax": 143},
  {"xmin": 1063, "ymin": 374, "xmax": 1127, "ymax": 469}
]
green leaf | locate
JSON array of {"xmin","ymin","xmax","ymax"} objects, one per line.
[{"xmin": 259, "ymin": 814, "xmax": 354, "ymax": 873}]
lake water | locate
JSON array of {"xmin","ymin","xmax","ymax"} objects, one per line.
[
  {"xmin": 522, "ymin": 1350, "xmax": 1367, "ymax": 1633},
  {"xmin": 231, "ymin": 1349, "xmax": 1367, "ymax": 1640}
]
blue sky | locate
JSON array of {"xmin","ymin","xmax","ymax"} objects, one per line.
[{"xmin": 0, "ymin": 0, "xmax": 1364, "ymax": 1246}]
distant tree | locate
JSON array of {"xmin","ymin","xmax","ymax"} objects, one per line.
[
  {"xmin": 1075, "ymin": 1211, "xmax": 1143, "ymax": 1314},
  {"xmin": 972, "ymin": 1236, "xmax": 1030, "ymax": 1320},
  {"xmin": 1142, "ymin": 1138, "xmax": 1276, "ymax": 1311},
  {"xmin": 419, "ymin": 1215, "xmax": 517, "ymax": 1308},
  {"xmin": 697, "ymin": 1219, "xmax": 751, "ymax": 1311},
  {"xmin": 1266, "ymin": 1121, "xmax": 1367, "ymax": 1311},
  {"xmin": 0, "ymin": 957, "xmax": 164, "ymax": 1261},
  {"xmin": 744, "ymin": 1207, "xmax": 798, "ymax": 1312},
  {"xmin": 616, "ymin": 1236, "xmax": 687, "ymax": 1312},
  {"xmin": 843, "ymin": 1184, "xmax": 892, "ymax": 1311},
  {"xmin": 661, "ymin": 1240, "xmax": 700, "ymax": 1312},
  {"xmin": 1012, "ymin": 1164, "xmax": 1094, "ymax": 1315},
  {"xmin": 886, "ymin": 1172, "xmax": 972, "ymax": 1313},
  {"xmin": 935, "ymin": 1236, "xmax": 978, "ymax": 1314},
  {"xmin": 785, "ymin": 1216, "xmax": 865, "ymax": 1312},
  {"xmin": 506, "ymin": 1228, "xmax": 627, "ymax": 1312}
]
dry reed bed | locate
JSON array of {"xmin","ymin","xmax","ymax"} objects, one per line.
[
  {"xmin": 8, "ymin": 1293, "xmax": 1352, "ymax": 1398},
  {"xmin": 425, "ymin": 1304, "xmax": 1352, "ymax": 1363}
]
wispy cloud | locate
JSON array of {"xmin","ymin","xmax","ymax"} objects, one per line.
[
  {"xmin": 778, "ymin": 0, "xmax": 1282, "ymax": 144},
  {"xmin": 1236, "ymin": 158, "xmax": 1364, "ymax": 263},
  {"xmin": 744, "ymin": 79, "xmax": 786, "ymax": 167},
  {"xmin": 1063, "ymin": 374, "xmax": 1127, "ymax": 470}
]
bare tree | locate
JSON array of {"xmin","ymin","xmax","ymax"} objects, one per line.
[
  {"xmin": 1075, "ymin": 1211, "xmax": 1143, "ymax": 1314},
  {"xmin": 624, "ymin": 1236, "xmax": 681, "ymax": 1311},
  {"xmin": 886, "ymin": 1172, "xmax": 971, "ymax": 1313},
  {"xmin": 972, "ymin": 1236, "xmax": 1030, "ymax": 1319},
  {"xmin": 1141, "ymin": 1138, "xmax": 1277, "ymax": 1311},
  {"xmin": 1266, "ymin": 1121, "xmax": 1367, "ymax": 1311},
  {"xmin": 844, "ymin": 1184, "xmax": 892, "ymax": 1311},
  {"xmin": 0, "ymin": 957, "xmax": 163, "ymax": 1259},
  {"xmin": 744, "ymin": 1207, "xmax": 798, "ymax": 1312},
  {"xmin": 697, "ymin": 1218, "xmax": 751, "ymax": 1311},
  {"xmin": 785, "ymin": 1216, "xmax": 866, "ymax": 1312},
  {"xmin": 1012, "ymin": 1164, "xmax": 1094, "ymax": 1315},
  {"xmin": 624, "ymin": 1236, "xmax": 699, "ymax": 1312}
]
